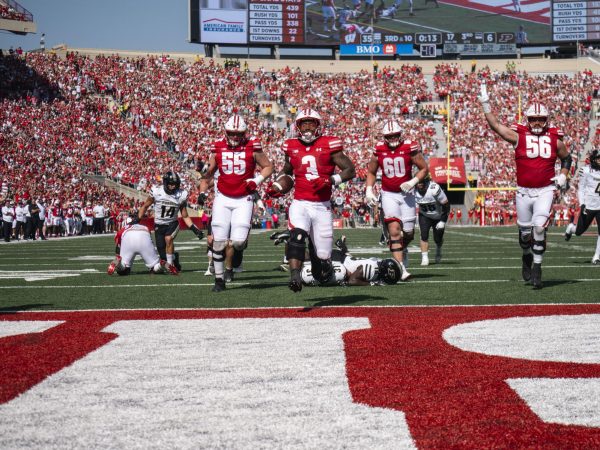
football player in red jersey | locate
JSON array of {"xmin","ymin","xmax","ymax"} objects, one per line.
[
  {"xmin": 199, "ymin": 115, "xmax": 274, "ymax": 292},
  {"xmin": 364, "ymin": 120, "xmax": 429, "ymax": 280},
  {"xmin": 479, "ymin": 83, "xmax": 571, "ymax": 289},
  {"xmin": 267, "ymin": 108, "xmax": 356, "ymax": 292}
]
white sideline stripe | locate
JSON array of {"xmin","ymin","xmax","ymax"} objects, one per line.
[{"xmin": 2, "ymin": 279, "xmax": 600, "ymax": 289}]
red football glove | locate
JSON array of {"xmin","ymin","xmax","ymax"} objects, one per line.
[
  {"xmin": 245, "ymin": 180, "xmax": 258, "ymax": 194},
  {"xmin": 266, "ymin": 183, "xmax": 284, "ymax": 198},
  {"xmin": 313, "ymin": 177, "xmax": 332, "ymax": 192}
]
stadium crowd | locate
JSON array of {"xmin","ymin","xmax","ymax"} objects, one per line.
[{"xmin": 0, "ymin": 50, "xmax": 598, "ymax": 240}]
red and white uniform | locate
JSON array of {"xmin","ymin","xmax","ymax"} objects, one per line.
[
  {"xmin": 512, "ymin": 123, "xmax": 563, "ymax": 188},
  {"xmin": 212, "ymin": 138, "xmax": 262, "ymax": 197},
  {"xmin": 210, "ymin": 138, "xmax": 261, "ymax": 242},
  {"xmin": 50, "ymin": 206, "xmax": 63, "ymax": 227},
  {"xmin": 285, "ymin": 135, "xmax": 343, "ymax": 202},
  {"xmin": 285, "ymin": 135, "xmax": 343, "ymax": 260},
  {"xmin": 511, "ymin": 123, "xmax": 564, "ymax": 227},
  {"xmin": 116, "ymin": 224, "xmax": 160, "ymax": 270},
  {"xmin": 375, "ymin": 140, "xmax": 420, "ymax": 230},
  {"xmin": 84, "ymin": 207, "xmax": 94, "ymax": 226}
]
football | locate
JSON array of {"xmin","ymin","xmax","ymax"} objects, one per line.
[{"xmin": 273, "ymin": 174, "xmax": 294, "ymax": 195}]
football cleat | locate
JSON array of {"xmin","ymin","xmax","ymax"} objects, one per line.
[
  {"xmin": 521, "ymin": 253, "xmax": 533, "ymax": 282},
  {"xmin": 531, "ymin": 263, "xmax": 542, "ymax": 289},
  {"xmin": 435, "ymin": 248, "xmax": 442, "ymax": 264},
  {"xmin": 233, "ymin": 264, "xmax": 243, "ymax": 273},
  {"xmin": 335, "ymin": 235, "xmax": 347, "ymax": 249},
  {"xmin": 421, "ymin": 255, "xmax": 429, "ymax": 266},
  {"xmin": 400, "ymin": 270, "xmax": 411, "ymax": 281},
  {"xmin": 165, "ymin": 262, "xmax": 179, "ymax": 276},
  {"xmin": 107, "ymin": 257, "xmax": 120, "ymax": 275},
  {"xmin": 289, "ymin": 268, "xmax": 303, "ymax": 293},
  {"xmin": 592, "ymin": 256, "xmax": 600, "ymax": 265},
  {"xmin": 173, "ymin": 252, "xmax": 182, "ymax": 272},
  {"xmin": 224, "ymin": 268, "xmax": 234, "ymax": 283},
  {"xmin": 564, "ymin": 223, "xmax": 576, "ymax": 241},
  {"xmin": 279, "ymin": 263, "xmax": 290, "ymax": 272},
  {"xmin": 204, "ymin": 268, "xmax": 213, "ymax": 276},
  {"xmin": 212, "ymin": 278, "xmax": 226, "ymax": 292}
]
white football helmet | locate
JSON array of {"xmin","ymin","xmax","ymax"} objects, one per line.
[
  {"xmin": 224, "ymin": 115, "xmax": 248, "ymax": 147},
  {"xmin": 295, "ymin": 108, "xmax": 322, "ymax": 144},
  {"xmin": 382, "ymin": 120, "xmax": 403, "ymax": 149},
  {"xmin": 524, "ymin": 103, "xmax": 549, "ymax": 135}
]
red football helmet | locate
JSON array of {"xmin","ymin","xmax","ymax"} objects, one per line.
[
  {"xmin": 524, "ymin": 103, "xmax": 549, "ymax": 135},
  {"xmin": 295, "ymin": 108, "xmax": 322, "ymax": 144}
]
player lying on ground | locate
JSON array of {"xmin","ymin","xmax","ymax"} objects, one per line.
[{"xmin": 270, "ymin": 231, "xmax": 402, "ymax": 286}]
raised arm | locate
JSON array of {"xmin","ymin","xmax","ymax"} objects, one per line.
[{"xmin": 478, "ymin": 82, "xmax": 518, "ymax": 145}]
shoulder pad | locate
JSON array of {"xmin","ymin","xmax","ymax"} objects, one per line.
[
  {"xmin": 250, "ymin": 139, "xmax": 263, "ymax": 152},
  {"xmin": 512, "ymin": 123, "xmax": 528, "ymax": 133},
  {"xmin": 549, "ymin": 127, "xmax": 565, "ymax": 138},
  {"xmin": 327, "ymin": 137, "xmax": 343, "ymax": 152}
]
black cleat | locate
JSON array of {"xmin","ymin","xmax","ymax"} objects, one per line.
[
  {"xmin": 173, "ymin": 252, "xmax": 182, "ymax": 272},
  {"xmin": 521, "ymin": 253, "xmax": 533, "ymax": 282},
  {"xmin": 224, "ymin": 268, "xmax": 234, "ymax": 283},
  {"xmin": 212, "ymin": 278, "xmax": 226, "ymax": 292},
  {"xmin": 531, "ymin": 263, "xmax": 542, "ymax": 289},
  {"xmin": 289, "ymin": 268, "xmax": 303, "ymax": 293},
  {"xmin": 335, "ymin": 235, "xmax": 347, "ymax": 249}
]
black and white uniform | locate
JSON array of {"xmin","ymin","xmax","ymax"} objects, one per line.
[
  {"xmin": 301, "ymin": 261, "xmax": 347, "ymax": 286},
  {"xmin": 415, "ymin": 181, "xmax": 448, "ymax": 242},
  {"xmin": 574, "ymin": 165, "xmax": 600, "ymax": 235},
  {"xmin": 151, "ymin": 185, "xmax": 188, "ymax": 250},
  {"xmin": 342, "ymin": 256, "xmax": 380, "ymax": 282}
]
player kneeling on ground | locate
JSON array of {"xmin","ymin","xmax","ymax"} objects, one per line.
[
  {"xmin": 108, "ymin": 217, "xmax": 164, "ymax": 276},
  {"xmin": 415, "ymin": 176, "xmax": 450, "ymax": 265}
]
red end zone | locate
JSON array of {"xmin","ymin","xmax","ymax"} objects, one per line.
[{"xmin": 2, "ymin": 305, "xmax": 600, "ymax": 448}]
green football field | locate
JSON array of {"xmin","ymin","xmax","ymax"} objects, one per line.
[
  {"xmin": 1, "ymin": 226, "xmax": 599, "ymax": 311},
  {"xmin": 307, "ymin": 0, "xmax": 550, "ymax": 43}
]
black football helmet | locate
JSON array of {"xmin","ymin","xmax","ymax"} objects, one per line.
[
  {"xmin": 416, "ymin": 176, "xmax": 431, "ymax": 196},
  {"xmin": 378, "ymin": 258, "xmax": 401, "ymax": 284},
  {"xmin": 590, "ymin": 149, "xmax": 600, "ymax": 171},
  {"xmin": 163, "ymin": 171, "xmax": 181, "ymax": 195}
]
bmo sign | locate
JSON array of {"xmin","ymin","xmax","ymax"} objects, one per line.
[{"xmin": 340, "ymin": 43, "xmax": 413, "ymax": 55}]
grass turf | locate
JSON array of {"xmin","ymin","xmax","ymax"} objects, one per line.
[{"xmin": 0, "ymin": 226, "xmax": 599, "ymax": 311}]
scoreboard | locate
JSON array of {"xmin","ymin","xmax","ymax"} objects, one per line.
[
  {"xmin": 249, "ymin": 0, "xmax": 304, "ymax": 44},
  {"xmin": 553, "ymin": 0, "xmax": 600, "ymax": 41}
]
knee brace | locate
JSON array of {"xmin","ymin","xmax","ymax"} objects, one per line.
[
  {"xmin": 402, "ymin": 229, "xmax": 415, "ymax": 246},
  {"xmin": 286, "ymin": 228, "xmax": 308, "ymax": 261},
  {"xmin": 532, "ymin": 226, "xmax": 546, "ymax": 255},
  {"xmin": 518, "ymin": 226, "xmax": 532, "ymax": 250},
  {"xmin": 212, "ymin": 240, "xmax": 227, "ymax": 262},
  {"xmin": 385, "ymin": 218, "xmax": 404, "ymax": 253}
]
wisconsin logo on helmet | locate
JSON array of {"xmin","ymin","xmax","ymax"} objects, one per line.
[
  {"xmin": 524, "ymin": 103, "xmax": 549, "ymax": 135},
  {"xmin": 224, "ymin": 115, "xmax": 248, "ymax": 147},
  {"xmin": 163, "ymin": 171, "xmax": 181, "ymax": 195},
  {"xmin": 382, "ymin": 120, "xmax": 403, "ymax": 149},
  {"xmin": 295, "ymin": 108, "xmax": 322, "ymax": 144}
]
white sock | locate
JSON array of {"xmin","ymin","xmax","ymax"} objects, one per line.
[
  {"xmin": 166, "ymin": 254, "xmax": 174, "ymax": 264},
  {"xmin": 421, "ymin": 251, "xmax": 428, "ymax": 259}
]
